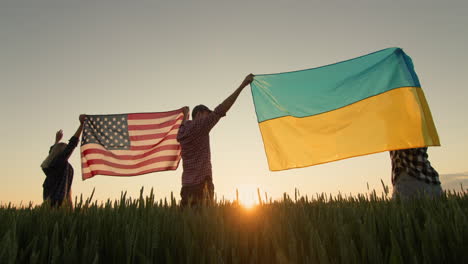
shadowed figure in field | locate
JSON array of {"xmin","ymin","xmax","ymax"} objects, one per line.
[
  {"xmin": 390, "ymin": 147, "xmax": 443, "ymax": 199},
  {"xmin": 41, "ymin": 115, "xmax": 86, "ymax": 207},
  {"xmin": 177, "ymin": 74, "xmax": 254, "ymax": 207}
]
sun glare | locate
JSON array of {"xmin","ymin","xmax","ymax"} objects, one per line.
[
  {"xmin": 241, "ymin": 198, "xmax": 257, "ymax": 209},
  {"xmin": 236, "ymin": 185, "xmax": 260, "ymax": 210}
]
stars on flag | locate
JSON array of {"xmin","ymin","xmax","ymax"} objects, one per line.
[{"xmin": 82, "ymin": 114, "xmax": 130, "ymax": 150}]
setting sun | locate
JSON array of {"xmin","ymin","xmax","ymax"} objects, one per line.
[
  {"xmin": 236, "ymin": 185, "xmax": 260, "ymax": 209},
  {"xmin": 240, "ymin": 198, "xmax": 257, "ymax": 209}
]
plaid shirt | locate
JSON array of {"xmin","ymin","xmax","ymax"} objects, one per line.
[
  {"xmin": 177, "ymin": 104, "xmax": 227, "ymax": 186},
  {"xmin": 389, "ymin": 147, "xmax": 440, "ymax": 185}
]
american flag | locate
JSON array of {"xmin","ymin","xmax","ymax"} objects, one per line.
[{"xmin": 80, "ymin": 108, "xmax": 184, "ymax": 180}]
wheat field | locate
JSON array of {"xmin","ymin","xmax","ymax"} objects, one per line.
[{"xmin": 1, "ymin": 188, "xmax": 466, "ymax": 264}]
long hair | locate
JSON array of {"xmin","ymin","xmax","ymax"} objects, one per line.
[{"xmin": 41, "ymin": 143, "xmax": 67, "ymax": 169}]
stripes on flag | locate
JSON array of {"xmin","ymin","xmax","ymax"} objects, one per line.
[{"xmin": 81, "ymin": 109, "xmax": 184, "ymax": 180}]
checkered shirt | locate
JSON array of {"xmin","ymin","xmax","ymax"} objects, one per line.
[
  {"xmin": 389, "ymin": 147, "xmax": 440, "ymax": 185},
  {"xmin": 177, "ymin": 104, "xmax": 227, "ymax": 186}
]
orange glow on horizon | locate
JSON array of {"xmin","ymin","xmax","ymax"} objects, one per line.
[
  {"xmin": 236, "ymin": 185, "xmax": 261, "ymax": 209},
  {"xmin": 240, "ymin": 199, "xmax": 257, "ymax": 210}
]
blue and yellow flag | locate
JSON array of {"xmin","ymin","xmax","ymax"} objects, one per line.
[{"xmin": 251, "ymin": 47, "xmax": 440, "ymax": 171}]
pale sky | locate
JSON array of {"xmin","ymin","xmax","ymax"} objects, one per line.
[{"xmin": 1, "ymin": 0, "xmax": 467, "ymax": 205}]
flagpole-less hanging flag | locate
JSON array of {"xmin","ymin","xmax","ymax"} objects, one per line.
[
  {"xmin": 80, "ymin": 108, "xmax": 184, "ymax": 180},
  {"xmin": 250, "ymin": 47, "xmax": 440, "ymax": 171}
]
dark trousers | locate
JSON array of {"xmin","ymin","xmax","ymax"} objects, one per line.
[{"xmin": 180, "ymin": 180, "xmax": 214, "ymax": 207}]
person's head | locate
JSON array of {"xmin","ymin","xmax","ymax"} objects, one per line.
[
  {"xmin": 192, "ymin": 104, "xmax": 212, "ymax": 120},
  {"xmin": 41, "ymin": 143, "xmax": 67, "ymax": 169}
]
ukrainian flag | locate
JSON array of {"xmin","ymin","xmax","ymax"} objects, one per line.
[{"xmin": 251, "ymin": 48, "xmax": 440, "ymax": 171}]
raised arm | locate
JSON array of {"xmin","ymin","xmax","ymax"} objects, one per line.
[
  {"xmin": 177, "ymin": 75, "xmax": 254, "ymax": 142},
  {"xmin": 73, "ymin": 114, "xmax": 86, "ymax": 139},
  {"xmin": 55, "ymin": 130, "xmax": 63, "ymax": 144},
  {"xmin": 218, "ymin": 74, "xmax": 254, "ymax": 114},
  {"xmin": 63, "ymin": 114, "xmax": 86, "ymax": 159},
  {"xmin": 193, "ymin": 74, "xmax": 253, "ymax": 132},
  {"xmin": 181, "ymin": 106, "xmax": 190, "ymax": 122},
  {"xmin": 49, "ymin": 114, "xmax": 87, "ymax": 166}
]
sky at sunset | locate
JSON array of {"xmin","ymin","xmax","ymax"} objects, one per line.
[{"xmin": 1, "ymin": 0, "xmax": 467, "ymax": 206}]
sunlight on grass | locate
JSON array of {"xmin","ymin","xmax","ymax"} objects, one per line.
[{"xmin": 0, "ymin": 188, "xmax": 466, "ymax": 263}]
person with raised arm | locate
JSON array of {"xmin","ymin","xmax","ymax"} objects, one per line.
[
  {"xmin": 177, "ymin": 74, "xmax": 254, "ymax": 207},
  {"xmin": 41, "ymin": 114, "xmax": 86, "ymax": 207}
]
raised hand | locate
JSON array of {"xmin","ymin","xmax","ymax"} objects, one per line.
[
  {"xmin": 241, "ymin": 73, "xmax": 254, "ymax": 88},
  {"xmin": 55, "ymin": 129, "xmax": 63, "ymax": 144},
  {"xmin": 79, "ymin": 114, "xmax": 86, "ymax": 124},
  {"xmin": 182, "ymin": 106, "xmax": 190, "ymax": 121},
  {"xmin": 74, "ymin": 114, "xmax": 87, "ymax": 138}
]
